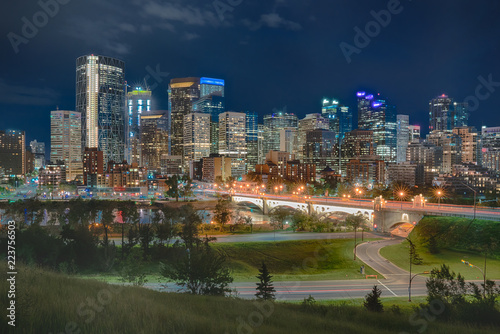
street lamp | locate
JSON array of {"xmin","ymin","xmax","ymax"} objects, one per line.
[
  {"xmin": 435, "ymin": 189, "xmax": 444, "ymax": 210},
  {"xmin": 398, "ymin": 191, "xmax": 405, "ymax": 209},
  {"xmin": 462, "ymin": 259, "xmax": 486, "ymax": 297},
  {"xmin": 408, "ymin": 271, "xmax": 430, "ymax": 302}
]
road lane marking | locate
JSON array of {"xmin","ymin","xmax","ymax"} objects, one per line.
[{"xmin": 377, "ymin": 280, "xmax": 398, "ymax": 297}]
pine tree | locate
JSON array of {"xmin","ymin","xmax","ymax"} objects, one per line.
[
  {"xmin": 364, "ymin": 285, "xmax": 383, "ymax": 312},
  {"xmin": 255, "ymin": 262, "xmax": 276, "ymax": 300}
]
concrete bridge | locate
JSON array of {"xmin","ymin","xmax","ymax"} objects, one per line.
[{"xmin": 232, "ymin": 193, "xmax": 500, "ymax": 232}]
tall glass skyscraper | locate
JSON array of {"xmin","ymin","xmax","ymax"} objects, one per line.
[
  {"xmin": 321, "ymin": 98, "xmax": 353, "ymax": 143},
  {"xmin": 357, "ymin": 91, "xmax": 397, "ymax": 162},
  {"xmin": 219, "ymin": 112, "xmax": 247, "ymax": 178},
  {"xmin": 245, "ymin": 111, "xmax": 259, "ymax": 171},
  {"xmin": 50, "ymin": 110, "xmax": 82, "ymax": 181},
  {"xmin": 76, "ymin": 55, "xmax": 125, "ymax": 167},
  {"xmin": 429, "ymin": 95, "xmax": 469, "ymax": 132},
  {"xmin": 263, "ymin": 108, "xmax": 298, "ymax": 155},
  {"xmin": 193, "ymin": 94, "xmax": 225, "ymax": 154},
  {"xmin": 396, "ymin": 114, "xmax": 409, "ymax": 163},
  {"xmin": 126, "ymin": 86, "xmax": 152, "ymax": 164}
]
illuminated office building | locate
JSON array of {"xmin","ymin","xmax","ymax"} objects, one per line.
[
  {"xmin": 452, "ymin": 126, "xmax": 481, "ymax": 165},
  {"xmin": 246, "ymin": 111, "xmax": 259, "ymax": 171},
  {"xmin": 50, "ymin": 110, "xmax": 82, "ymax": 181},
  {"xmin": 30, "ymin": 140, "xmax": 45, "ymax": 169},
  {"xmin": 321, "ymin": 98, "xmax": 352, "ymax": 143},
  {"xmin": 429, "ymin": 95, "xmax": 469, "ymax": 132},
  {"xmin": 0, "ymin": 130, "xmax": 25, "ymax": 176},
  {"xmin": 184, "ymin": 112, "xmax": 211, "ymax": 166},
  {"xmin": 140, "ymin": 112, "xmax": 169, "ymax": 171},
  {"xmin": 76, "ymin": 55, "xmax": 125, "ymax": 168},
  {"xmin": 219, "ymin": 112, "xmax": 247, "ymax": 178},
  {"xmin": 481, "ymin": 126, "xmax": 500, "ymax": 171},
  {"xmin": 396, "ymin": 114, "xmax": 409, "ymax": 163},
  {"xmin": 298, "ymin": 113, "xmax": 329, "ymax": 161},
  {"xmin": 409, "ymin": 125, "xmax": 421, "ymax": 141},
  {"xmin": 263, "ymin": 108, "xmax": 298, "ymax": 155},
  {"xmin": 126, "ymin": 87, "xmax": 152, "ymax": 164}
]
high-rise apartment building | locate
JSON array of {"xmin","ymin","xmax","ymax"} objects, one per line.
[
  {"xmin": 140, "ymin": 112, "xmax": 169, "ymax": 171},
  {"xmin": 427, "ymin": 130, "xmax": 462, "ymax": 173},
  {"xmin": 0, "ymin": 130, "xmax": 25, "ymax": 176},
  {"xmin": 219, "ymin": 112, "xmax": 247, "ymax": 178},
  {"xmin": 304, "ymin": 129, "xmax": 336, "ymax": 172},
  {"xmin": 298, "ymin": 114, "xmax": 329, "ymax": 161},
  {"xmin": 50, "ymin": 110, "xmax": 82, "ymax": 181},
  {"xmin": 193, "ymin": 94, "xmax": 225, "ymax": 154},
  {"xmin": 263, "ymin": 108, "xmax": 298, "ymax": 155},
  {"xmin": 183, "ymin": 113, "xmax": 211, "ymax": 167},
  {"xmin": 481, "ymin": 126, "xmax": 500, "ymax": 171},
  {"xmin": 280, "ymin": 127, "xmax": 298, "ymax": 157},
  {"xmin": 452, "ymin": 126, "xmax": 481, "ymax": 165},
  {"xmin": 126, "ymin": 86, "xmax": 152, "ymax": 164},
  {"xmin": 336, "ymin": 129, "xmax": 374, "ymax": 176},
  {"xmin": 396, "ymin": 115, "xmax": 410, "ymax": 163},
  {"xmin": 83, "ymin": 148, "xmax": 103, "ymax": 186},
  {"xmin": 357, "ymin": 91, "xmax": 397, "ymax": 162},
  {"xmin": 76, "ymin": 55, "xmax": 125, "ymax": 168}
]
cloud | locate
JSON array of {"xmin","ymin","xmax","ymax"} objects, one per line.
[
  {"xmin": 142, "ymin": 1, "xmax": 220, "ymax": 27},
  {"xmin": 243, "ymin": 13, "xmax": 302, "ymax": 31},
  {"xmin": 0, "ymin": 79, "xmax": 60, "ymax": 106},
  {"xmin": 183, "ymin": 32, "xmax": 200, "ymax": 41}
]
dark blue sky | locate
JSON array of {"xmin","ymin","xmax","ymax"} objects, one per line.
[{"xmin": 1, "ymin": 0, "xmax": 500, "ymax": 146}]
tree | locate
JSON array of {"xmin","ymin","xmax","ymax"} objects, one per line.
[
  {"xmin": 213, "ymin": 197, "xmax": 233, "ymax": 232},
  {"xmin": 346, "ymin": 213, "xmax": 367, "ymax": 260},
  {"xmin": 269, "ymin": 207, "xmax": 292, "ymax": 230},
  {"xmin": 255, "ymin": 262, "xmax": 276, "ymax": 301},
  {"xmin": 165, "ymin": 175, "xmax": 181, "ymax": 201},
  {"xmin": 426, "ymin": 264, "xmax": 468, "ymax": 305},
  {"xmin": 407, "ymin": 238, "xmax": 423, "ymax": 265},
  {"xmin": 364, "ymin": 285, "xmax": 383, "ymax": 312},
  {"xmin": 180, "ymin": 175, "xmax": 194, "ymax": 201}
]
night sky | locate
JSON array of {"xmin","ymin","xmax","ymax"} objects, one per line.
[{"xmin": 1, "ymin": 0, "xmax": 500, "ymax": 147}]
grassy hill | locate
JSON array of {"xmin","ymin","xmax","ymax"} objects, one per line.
[{"xmin": 1, "ymin": 265, "xmax": 499, "ymax": 334}]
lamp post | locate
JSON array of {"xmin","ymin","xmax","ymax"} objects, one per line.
[
  {"xmin": 462, "ymin": 258, "xmax": 486, "ymax": 297},
  {"xmin": 458, "ymin": 182, "xmax": 477, "ymax": 220},
  {"xmin": 408, "ymin": 271, "xmax": 430, "ymax": 302},
  {"xmin": 398, "ymin": 191, "xmax": 405, "ymax": 210}
]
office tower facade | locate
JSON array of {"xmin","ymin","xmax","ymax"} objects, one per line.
[
  {"xmin": 183, "ymin": 113, "xmax": 211, "ymax": 166},
  {"xmin": 409, "ymin": 125, "xmax": 421, "ymax": 142},
  {"xmin": 263, "ymin": 108, "xmax": 298, "ymax": 155},
  {"xmin": 30, "ymin": 140, "xmax": 45, "ymax": 169},
  {"xmin": 481, "ymin": 126, "xmax": 500, "ymax": 171},
  {"xmin": 280, "ymin": 127, "xmax": 298, "ymax": 156},
  {"xmin": 396, "ymin": 115, "xmax": 410, "ymax": 163},
  {"xmin": 357, "ymin": 91, "xmax": 397, "ymax": 162},
  {"xmin": 427, "ymin": 130, "xmax": 462, "ymax": 173},
  {"xmin": 246, "ymin": 111, "xmax": 259, "ymax": 171},
  {"xmin": 126, "ymin": 86, "xmax": 152, "ymax": 164},
  {"xmin": 304, "ymin": 129, "xmax": 336, "ymax": 172},
  {"xmin": 193, "ymin": 94, "xmax": 225, "ymax": 154},
  {"xmin": 452, "ymin": 126, "xmax": 481, "ymax": 165},
  {"xmin": 298, "ymin": 113, "xmax": 329, "ymax": 161},
  {"xmin": 168, "ymin": 77, "xmax": 201, "ymax": 158},
  {"xmin": 140, "ymin": 112, "xmax": 169, "ymax": 171},
  {"xmin": 219, "ymin": 112, "xmax": 247, "ymax": 178},
  {"xmin": 50, "ymin": 110, "xmax": 82, "ymax": 181},
  {"xmin": 76, "ymin": 55, "xmax": 125, "ymax": 168},
  {"xmin": 406, "ymin": 140, "xmax": 442, "ymax": 185},
  {"xmin": 0, "ymin": 130, "xmax": 25, "ymax": 176},
  {"xmin": 257, "ymin": 124, "xmax": 265, "ymax": 164},
  {"xmin": 321, "ymin": 98, "xmax": 352, "ymax": 143},
  {"xmin": 429, "ymin": 95, "xmax": 469, "ymax": 132}
]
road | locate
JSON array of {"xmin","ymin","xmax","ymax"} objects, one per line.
[{"xmin": 141, "ymin": 233, "xmax": 429, "ymax": 300}]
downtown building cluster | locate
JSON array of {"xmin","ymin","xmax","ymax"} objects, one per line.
[{"xmin": 1, "ymin": 54, "xmax": 500, "ymax": 196}]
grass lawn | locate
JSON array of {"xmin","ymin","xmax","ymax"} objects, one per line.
[
  {"xmin": 79, "ymin": 239, "xmax": 381, "ymax": 283},
  {"xmin": 380, "ymin": 241, "xmax": 500, "ymax": 280},
  {"xmin": 2, "ymin": 265, "xmax": 498, "ymax": 334}
]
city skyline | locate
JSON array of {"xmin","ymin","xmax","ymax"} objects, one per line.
[{"xmin": 2, "ymin": 0, "xmax": 500, "ymax": 146}]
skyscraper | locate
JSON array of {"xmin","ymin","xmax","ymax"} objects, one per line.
[
  {"xmin": 50, "ymin": 110, "xmax": 82, "ymax": 181},
  {"xmin": 429, "ymin": 95, "xmax": 469, "ymax": 132},
  {"xmin": 140, "ymin": 112, "xmax": 169, "ymax": 171},
  {"xmin": 481, "ymin": 126, "xmax": 500, "ymax": 171},
  {"xmin": 246, "ymin": 111, "xmax": 259, "ymax": 171},
  {"xmin": 0, "ymin": 130, "xmax": 25, "ymax": 176},
  {"xmin": 452, "ymin": 126, "xmax": 481, "ymax": 165},
  {"xmin": 200, "ymin": 77, "xmax": 224, "ymax": 98},
  {"xmin": 183, "ymin": 112, "xmax": 211, "ymax": 167},
  {"xmin": 409, "ymin": 125, "xmax": 421, "ymax": 142},
  {"xmin": 297, "ymin": 113, "xmax": 329, "ymax": 161},
  {"xmin": 193, "ymin": 94, "xmax": 225, "ymax": 154},
  {"xmin": 337, "ymin": 129, "xmax": 374, "ymax": 176},
  {"xmin": 126, "ymin": 86, "xmax": 152, "ymax": 164},
  {"xmin": 396, "ymin": 115, "xmax": 409, "ymax": 163},
  {"xmin": 280, "ymin": 127, "xmax": 298, "ymax": 156},
  {"xmin": 357, "ymin": 91, "xmax": 397, "ymax": 162},
  {"xmin": 263, "ymin": 108, "xmax": 298, "ymax": 155},
  {"xmin": 168, "ymin": 77, "xmax": 201, "ymax": 158},
  {"xmin": 30, "ymin": 140, "xmax": 45, "ymax": 169},
  {"xmin": 76, "ymin": 55, "xmax": 125, "ymax": 168},
  {"xmin": 219, "ymin": 112, "xmax": 247, "ymax": 178},
  {"xmin": 304, "ymin": 129, "xmax": 336, "ymax": 172},
  {"xmin": 427, "ymin": 130, "xmax": 461, "ymax": 173},
  {"xmin": 321, "ymin": 98, "xmax": 353, "ymax": 143}
]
